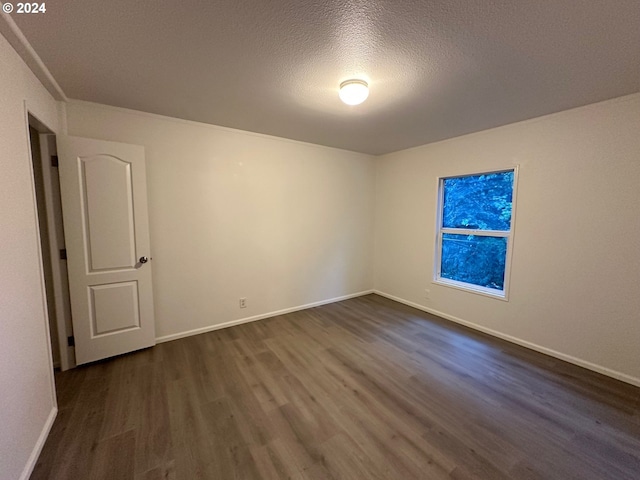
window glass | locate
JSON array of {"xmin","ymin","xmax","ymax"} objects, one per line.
[
  {"xmin": 441, "ymin": 234, "xmax": 507, "ymax": 290},
  {"xmin": 442, "ymin": 171, "xmax": 513, "ymax": 230}
]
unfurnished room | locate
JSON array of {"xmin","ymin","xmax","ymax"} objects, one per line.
[{"xmin": 1, "ymin": 1, "xmax": 639, "ymax": 479}]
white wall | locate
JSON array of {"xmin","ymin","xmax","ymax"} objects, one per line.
[
  {"xmin": 66, "ymin": 102, "xmax": 375, "ymax": 340},
  {"xmin": 0, "ymin": 34, "xmax": 61, "ymax": 480},
  {"xmin": 374, "ymin": 93, "xmax": 640, "ymax": 385}
]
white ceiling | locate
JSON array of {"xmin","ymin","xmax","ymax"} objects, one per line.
[{"xmin": 12, "ymin": 0, "xmax": 640, "ymax": 155}]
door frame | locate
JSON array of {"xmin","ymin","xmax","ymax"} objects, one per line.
[{"xmin": 26, "ymin": 104, "xmax": 75, "ymax": 372}]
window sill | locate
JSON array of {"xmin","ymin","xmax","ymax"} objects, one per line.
[{"xmin": 434, "ymin": 277, "xmax": 509, "ymax": 301}]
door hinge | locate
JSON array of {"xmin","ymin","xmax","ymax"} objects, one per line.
[
  {"xmin": 67, "ymin": 336, "xmax": 75, "ymax": 347},
  {"xmin": 59, "ymin": 248, "xmax": 67, "ymax": 260},
  {"xmin": 51, "ymin": 155, "xmax": 59, "ymax": 167}
]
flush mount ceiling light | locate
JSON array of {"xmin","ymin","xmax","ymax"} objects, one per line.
[{"xmin": 339, "ymin": 79, "xmax": 369, "ymax": 106}]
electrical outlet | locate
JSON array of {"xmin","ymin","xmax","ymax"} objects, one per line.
[
  {"xmin": 424, "ymin": 289, "xmax": 431, "ymax": 300},
  {"xmin": 239, "ymin": 297, "xmax": 247, "ymax": 308}
]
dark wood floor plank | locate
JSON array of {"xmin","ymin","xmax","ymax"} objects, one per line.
[
  {"xmin": 134, "ymin": 461, "xmax": 176, "ymax": 480},
  {"xmin": 132, "ymin": 361, "xmax": 174, "ymax": 475},
  {"xmin": 98, "ymin": 360, "xmax": 140, "ymax": 441},
  {"xmin": 32, "ymin": 376, "xmax": 110, "ymax": 479},
  {"xmin": 248, "ymin": 443, "xmax": 302, "ymax": 480},
  {"xmin": 32, "ymin": 294, "xmax": 640, "ymax": 480},
  {"xmin": 165, "ymin": 376, "xmax": 218, "ymax": 479},
  {"xmin": 87, "ymin": 429, "xmax": 136, "ymax": 480},
  {"xmin": 317, "ymin": 433, "xmax": 392, "ymax": 480}
]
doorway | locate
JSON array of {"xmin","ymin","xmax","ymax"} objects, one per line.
[{"xmin": 28, "ymin": 114, "xmax": 75, "ymax": 371}]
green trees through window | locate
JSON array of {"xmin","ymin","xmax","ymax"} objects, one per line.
[
  {"xmin": 441, "ymin": 234, "xmax": 507, "ymax": 290},
  {"xmin": 436, "ymin": 170, "xmax": 515, "ymax": 296}
]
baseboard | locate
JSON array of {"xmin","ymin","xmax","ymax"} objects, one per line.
[
  {"xmin": 19, "ymin": 406, "xmax": 57, "ymax": 480},
  {"xmin": 156, "ymin": 290, "xmax": 374, "ymax": 344},
  {"xmin": 373, "ymin": 290, "xmax": 640, "ymax": 388}
]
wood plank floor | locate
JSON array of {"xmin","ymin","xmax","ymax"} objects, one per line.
[{"xmin": 32, "ymin": 294, "xmax": 640, "ymax": 479}]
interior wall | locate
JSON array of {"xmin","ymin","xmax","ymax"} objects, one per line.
[
  {"xmin": 374, "ymin": 93, "xmax": 640, "ymax": 385},
  {"xmin": 0, "ymin": 33, "xmax": 60, "ymax": 480},
  {"xmin": 65, "ymin": 101, "xmax": 376, "ymax": 340}
]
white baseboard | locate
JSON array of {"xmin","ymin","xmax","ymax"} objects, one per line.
[
  {"xmin": 155, "ymin": 290, "xmax": 374, "ymax": 344},
  {"xmin": 19, "ymin": 406, "xmax": 57, "ymax": 480},
  {"xmin": 373, "ymin": 290, "xmax": 640, "ymax": 388}
]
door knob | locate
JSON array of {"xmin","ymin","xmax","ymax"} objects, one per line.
[{"xmin": 139, "ymin": 256, "xmax": 149, "ymax": 264}]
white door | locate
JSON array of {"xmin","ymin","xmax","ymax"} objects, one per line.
[{"xmin": 57, "ymin": 135, "xmax": 155, "ymax": 365}]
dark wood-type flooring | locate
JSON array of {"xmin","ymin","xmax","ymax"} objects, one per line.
[{"xmin": 32, "ymin": 294, "xmax": 640, "ymax": 479}]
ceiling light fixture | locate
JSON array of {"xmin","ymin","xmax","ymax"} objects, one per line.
[{"xmin": 339, "ymin": 79, "xmax": 369, "ymax": 106}]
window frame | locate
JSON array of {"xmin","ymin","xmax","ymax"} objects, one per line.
[{"xmin": 433, "ymin": 166, "xmax": 519, "ymax": 301}]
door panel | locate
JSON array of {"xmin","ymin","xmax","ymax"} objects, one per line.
[
  {"xmin": 89, "ymin": 282, "xmax": 140, "ymax": 335},
  {"xmin": 81, "ymin": 154, "xmax": 136, "ymax": 271},
  {"xmin": 58, "ymin": 136, "xmax": 155, "ymax": 365}
]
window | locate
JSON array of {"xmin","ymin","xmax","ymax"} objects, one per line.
[{"xmin": 434, "ymin": 168, "xmax": 517, "ymax": 299}]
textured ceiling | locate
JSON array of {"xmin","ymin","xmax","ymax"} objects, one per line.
[{"xmin": 12, "ymin": 0, "xmax": 640, "ymax": 155}]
